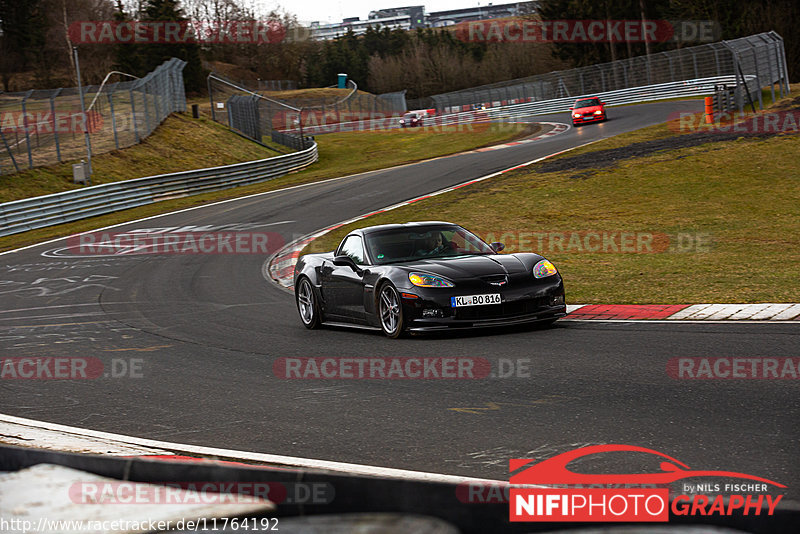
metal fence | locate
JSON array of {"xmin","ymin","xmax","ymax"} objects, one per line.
[
  {"xmin": 208, "ymin": 73, "xmax": 407, "ymax": 143},
  {"xmin": 0, "ymin": 58, "xmax": 186, "ymax": 175},
  {"xmin": 428, "ymin": 32, "xmax": 789, "ymax": 114}
]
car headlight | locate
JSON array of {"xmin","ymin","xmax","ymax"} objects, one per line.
[
  {"xmin": 533, "ymin": 259, "xmax": 557, "ymax": 278},
  {"xmin": 409, "ymin": 272, "xmax": 455, "ymax": 288},
  {"xmin": 572, "ymin": 113, "xmax": 580, "ymax": 118},
  {"xmin": 400, "ymin": 120, "xmax": 405, "ymax": 123},
  {"xmin": 594, "ymin": 110, "xmax": 603, "ymax": 115}
]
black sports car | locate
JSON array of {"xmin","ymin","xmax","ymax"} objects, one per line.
[{"xmin": 294, "ymin": 222, "xmax": 566, "ymax": 338}]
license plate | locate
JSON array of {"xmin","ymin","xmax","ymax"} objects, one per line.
[{"xmin": 451, "ymin": 294, "xmax": 502, "ymax": 307}]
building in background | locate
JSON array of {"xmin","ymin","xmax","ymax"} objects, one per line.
[{"xmin": 308, "ymin": 2, "xmax": 537, "ymax": 40}]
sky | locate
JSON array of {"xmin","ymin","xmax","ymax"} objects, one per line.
[{"xmin": 265, "ymin": 1, "xmax": 489, "ymax": 25}]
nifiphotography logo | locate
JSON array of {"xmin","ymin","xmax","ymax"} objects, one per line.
[{"xmin": 509, "ymin": 444, "xmax": 785, "ymax": 522}]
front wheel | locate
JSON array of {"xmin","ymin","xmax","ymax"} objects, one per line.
[
  {"xmin": 378, "ymin": 283, "xmax": 405, "ymax": 338},
  {"xmin": 296, "ymin": 277, "xmax": 322, "ymax": 329}
]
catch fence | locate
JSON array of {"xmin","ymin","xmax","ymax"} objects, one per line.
[
  {"xmin": 0, "ymin": 58, "xmax": 186, "ymax": 175},
  {"xmin": 208, "ymin": 73, "xmax": 407, "ymax": 143},
  {"xmin": 428, "ymin": 32, "xmax": 788, "ymax": 114}
]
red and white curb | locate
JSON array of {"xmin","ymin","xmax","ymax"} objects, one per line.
[
  {"xmin": 471, "ymin": 122, "xmax": 569, "ymax": 152},
  {"xmin": 565, "ymin": 304, "xmax": 800, "ymax": 321}
]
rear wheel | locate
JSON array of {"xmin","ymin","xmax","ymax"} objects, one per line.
[
  {"xmin": 296, "ymin": 277, "xmax": 322, "ymax": 329},
  {"xmin": 378, "ymin": 283, "xmax": 405, "ymax": 338}
]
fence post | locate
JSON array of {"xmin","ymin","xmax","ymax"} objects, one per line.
[
  {"xmin": 208, "ymin": 75, "xmax": 216, "ymax": 121},
  {"xmin": 750, "ymin": 46, "xmax": 763, "ymax": 110},
  {"xmin": 142, "ymin": 82, "xmax": 152, "ymax": 134},
  {"xmin": 130, "ymin": 88, "xmax": 140, "ymax": 143},
  {"xmin": 73, "ymin": 47, "xmax": 93, "ymax": 177},
  {"xmin": 152, "ymin": 71, "xmax": 162, "ymax": 123},
  {"xmin": 107, "ymin": 82, "xmax": 120, "ymax": 149},
  {"xmin": 775, "ymin": 33, "xmax": 791, "ymax": 93},
  {"xmin": 768, "ymin": 34, "xmax": 788, "ymax": 98},
  {"xmin": 50, "ymin": 88, "xmax": 63, "ymax": 163},
  {"xmin": 20, "ymin": 90, "xmax": 34, "ymax": 168},
  {"xmin": 760, "ymin": 40, "xmax": 776, "ymax": 105},
  {"xmin": 0, "ymin": 129, "xmax": 20, "ymax": 173}
]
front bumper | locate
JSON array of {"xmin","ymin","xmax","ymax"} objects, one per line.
[
  {"xmin": 401, "ymin": 277, "xmax": 566, "ymax": 332},
  {"xmin": 572, "ymin": 113, "xmax": 604, "ymax": 125}
]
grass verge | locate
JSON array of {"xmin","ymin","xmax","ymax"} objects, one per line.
[
  {"xmin": 304, "ymin": 98, "xmax": 800, "ymax": 304},
  {"xmin": 0, "ymin": 121, "xmax": 536, "ymax": 252},
  {"xmin": 0, "ymin": 114, "xmax": 287, "ymax": 203}
]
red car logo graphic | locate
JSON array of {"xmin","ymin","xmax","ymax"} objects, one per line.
[{"xmin": 510, "ymin": 444, "xmax": 785, "ymax": 487}]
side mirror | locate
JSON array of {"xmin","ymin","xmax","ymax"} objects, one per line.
[
  {"xmin": 490, "ymin": 242, "xmax": 505, "ymax": 253},
  {"xmin": 568, "ymin": 107, "xmax": 573, "ymax": 110},
  {"xmin": 333, "ymin": 255, "xmax": 363, "ymax": 274}
]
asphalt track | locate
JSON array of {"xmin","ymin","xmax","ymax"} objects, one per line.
[{"xmin": 1, "ymin": 100, "xmax": 798, "ymax": 497}]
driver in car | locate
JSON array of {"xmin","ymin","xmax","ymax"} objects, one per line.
[{"xmin": 418, "ymin": 231, "xmax": 447, "ymax": 256}]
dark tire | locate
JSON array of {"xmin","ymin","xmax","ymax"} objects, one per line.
[
  {"xmin": 296, "ymin": 277, "xmax": 322, "ymax": 329},
  {"xmin": 378, "ymin": 282, "xmax": 405, "ymax": 338}
]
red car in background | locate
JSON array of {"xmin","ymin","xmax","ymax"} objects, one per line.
[{"xmin": 570, "ymin": 97, "xmax": 607, "ymax": 126}]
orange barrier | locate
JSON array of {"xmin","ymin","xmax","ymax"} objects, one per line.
[{"xmin": 705, "ymin": 96, "xmax": 714, "ymax": 124}]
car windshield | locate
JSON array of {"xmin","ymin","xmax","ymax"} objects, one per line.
[
  {"xmin": 575, "ymin": 98, "xmax": 600, "ymax": 108},
  {"xmin": 364, "ymin": 225, "xmax": 495, "ymax": 264},
  {"xmin": 403, "ymin": 113, "xmax": 417, "ymax": 119}
]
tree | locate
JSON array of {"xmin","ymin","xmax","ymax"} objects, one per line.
[
  {"xmin": 140, "ymin": 0, "xmax": 205, "ymax": 92},
  {"xmin": 113, "ymin": 0, "xmax": 142, "ymax": 75}
]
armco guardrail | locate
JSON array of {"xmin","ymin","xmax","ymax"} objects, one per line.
[
  {"xmin": 0, "ymin": 142, "xmax": 317, "ymax": 238},
  {"xmin": 457, "ymin": 75, "xmax": 745, "ymax": 121},
  {"xmin": 282, "ymin": 75, "xmax": 744, "ymax": 135}
]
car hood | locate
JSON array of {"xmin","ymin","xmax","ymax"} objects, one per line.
[{"xmin": 397, "ymin": 254, "xmax": 533, "ymax": 280}]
